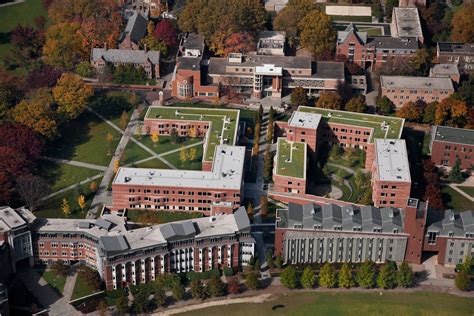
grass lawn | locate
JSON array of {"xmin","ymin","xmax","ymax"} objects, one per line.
[
  {"xmin": 134, "ymin": 158, "xmax": 171, "ymax": 169},
  {"xmin": 177, "ymin": 291, "xmax": 474, "ymax": 316},
  {"xmin": 275, "ymin": 139, "xmax": 306, "ymax": 178},
  {"xmin": 35, "ymin": 177, "xmax": 102, "ymax": 219},
  {"xmin": 298, "ymin": 106, "xmax": 404, "ymax": 141},
  {"xmin": 457, "ymin": 186, "xmax": 474, "ymax": 198},
  {"xmin": 126, "ymin": 209, "xmax": 202, "ymax": 224},
  {"xmin": 45, "ymin": 111, "xmax": 120, "ymax": 166},
  {"xmin": 146, "ymin": 106, "xmax": 239, "ymax": 161},
  {"xmin": 121, "ymin": 141, "xmax": 153, "ymax": 166},
  {"xmin": 71, "ymin": 274, "xmax": 97, "ymax": 300},
  {"xmin": 162, "ymin": 143, "xmax": 203, "ymax": 170},
  {"xmin": 37, "ymin": 161, "xmax": 100, "ymax": 191},
  {"xmin": 136, "ymin": 135, "xmax": 203, "ymax": 156},
  {"xmin": 40, "ymin": 270, "xmax": 67, "ymax": 295},
  {"xmin": 442, "ymin": 186, "xmax": 473, "ymax": 212},
  {"xmin": 0, "ymin": 0, "xmax": 47, "ymax": 60}
]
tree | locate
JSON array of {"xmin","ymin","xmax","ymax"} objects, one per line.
[
  {"xmin": 77, "ymin": 195, "xmax": 87, "ymax": 211},
  {"xmin": 227, "ymin": 278, "xmax": 240, "ymax": 294},
  {"xmin": 133, "ymin": 288, "xmax": 150, "ymax": 313},
  {"xmin": 455, "ymin": 271, "xmax": 470, "ymax": 291},
  {"xmin": 329, "ymin": 145, "xmax": 343, "ymax": 161},
  {"xmin": 154, "ymin": 19, "xmax": 177, "ymax": 47},
  {"xmin": 222, "ymin": 32, "xmax": 256, "ymax": 56},
  {"xmin": 116, "ymin": 296, "xmax": 129, "ymax": 315},
  {"xmin": 377, "ymin": 264, "xmax": 396, "ymax": 289},
  {"xmin": 114, "ymin": 159, "xmax": 120, "ymax": 173},
  {"xmin": 338, "ymin": 262, "xmax": 355, "ymax": 288},
  {"xmin": 410, "ymin": 48, "xmax": 431, "ymax": 76},
  {"xmin": 171, "ymin": 281, "xmax": 185, "ymax": 301},
  {"xmin": 275, "ymin": 255, "xmax": 283, "ymax": 269},
  {"xmin": 119, "ymin": 110, "xmax": 129, "ymax": 130},
  {"xmin": 90, "ymin": 181, "xmax": 98, "ymax": 192},
  {"xmin": 0, "ymin": 70, "xmax": 23, "ymax": 119},
  {"xmin": 377, "ymin": 96, "xmax": 395, "ymax": 115},
  {"xmin": 435, "ymin": 97, "xmax": 468, "ymax": 127},
  {"xmin": 266, "ymin": 249, "xmax": 274, "ymax": 269},
  {"xmin": 299, "ymin": 10, "xmax": 335, "ymax": 57},
  {"xmin": 189, "ymin": 147, "xmax": 198, "ymax": 161},
  {"xmin": 345, "ymin": 95, "xmax": 366, "ymax": 113},
  {"xmin": 170, "ymin": 128, "xmax": 178, "ymax": 144},
  {"xmin": 190, "ymin": 279, "xmax": 207, "ymax": 300},
  {"xmin": 245, "ymin": 271, "xmax": 259, "ymax": 290},
  {"xmin": 449, "ymin": 157, "xmax": 464, "ymax": 183},
  {"xmin": 189, "ymin": 127, "xmax": 198, "ymax": 138},
  {"xmin": 112, "ymin": 64, "xmax": 148, "ymax": 84},
  {"xmin": 153, "ymin": 286, "xmax": 167, "ymax": 307},
  {"xmin": 290, "ymin": 87, "xmax": 308, "ymax": 106},
  {"xmin": 260, "ymin": 196, "xmax": 268, "ymax": 219},
  {"xmin": 17, "ymin": 175, "xmax": 51, "ymax": 211},
  {"xmin": 319, "ymin": 262, "xmax": 337, "ymax": 288},
  {"xmin": 151, "ymin": 132, "xmax": 160, "ymax": 147},
  {"xmin": 254, "ymin": 259, "xmax": 261, "ymax": 272},
  {"xmin": 396, "ymin": 261, "xmax": 414, "ymax": 288},
  {"xmin": 43, "ymin": 22, "xmax": 82, "ymax": 69},
  {"xmin": 75, "ymin": 61, "xmax": 95, "ymax": 78},
  {"xmin": 300, "ymin": 266, "xmax": 315, "ymax": 289},
  {"xmin": 62, "ymin": 198, "xmax": 71, "ymax": 216},
  {"xmin": 423, "ymin": 101, "xmax": 437, "ymax": 124},
  {"xmin": 356, "ymin": 261, "xmax": 376, "ymax": 289},
  {"xmin": 316, "ymin": 92, "xmax": 343, "ymax": 110},
  {"xmin": 53, "ymin": 73, "xmax": 94, "ymax": 120},
  {"xmin": 25, "ymin": 66, "xmax": 63, "ymax": 91},
  {"xmin": 106, "ymin": 132, "xmax": 114, "ymax": 155},
  {"xmin": 451, "ymin": 4, "xmax": 474, "ymax": 43},
  {"xmin": 207, "ymin": 276, "xmax": 226, "ymax": 297},
  {"xmin": 140, "ymin": 35, "xmax": 168, "ymax": 56},
  {"xmin": 280, "ymin": 266, "xmax": 298, "ymax": 289},
  {"xmin": 273, "ymin": 0, "xmax": 318, "ymax": 47},
  {"xmin": 0, "ymin": 147, "xmax": 29, "ymax": 179},
  {"xmin": 385, "ymin": 0, "xmax": 399, "ymax": 22},
  {"xmin": 180, "ymin": 146, "xmax": 188, "ymax": 162},
  {"xmin": 11, "ymin": 90, "xmax": 58, "ymax": 140},
  {"xmin": 396, "ymin": 101, "xmax": 423, "ymax": 122},
  {"xmin": 0, "ymin": 122, "xmax": 43, "ymax": 159},
  {"xmin": 246, "ymin": 202, "xmax": 253, "ymax": 218}
]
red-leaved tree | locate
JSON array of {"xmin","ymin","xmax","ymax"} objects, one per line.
[
  {"xmin": 25, "ymin": 66, "xmax": 63, "ymax": 90},
  {"xmin": 223, "ymin": 32, "xmax": 256, "ymax": 57},
  {"xmin": 422, "ymin": 159, "xmax": 444, "ymax": 210},
  {"xmin": 0, "ymin": 122, "xmax": 43, "ymax": 158},
  {"xmin": 154, "ymin": 20, "xmax": 177, "ymax": 47}
]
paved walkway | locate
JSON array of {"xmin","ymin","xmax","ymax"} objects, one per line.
[
  {"xmin": 326, "ymin": 162, "xmax": 355, "ymax": 175},
  {"xmin": 49, "ymin": 270, "xmax": 80, "ymax": 316},
  {"xmin": 447, "ymin": 184, "xmax": 474, "ymax": 202},
  {"xmin": 0, "ymin": 0, "xmax": 24, "ymax": 7},
  {"xmin": 41, "ymin": 156, "xmax": 108, "ymax": 172}
]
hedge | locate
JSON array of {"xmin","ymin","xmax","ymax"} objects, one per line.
[{"xmin": 186, "ymin": 269, "xmax": 221, "ymax": 281}]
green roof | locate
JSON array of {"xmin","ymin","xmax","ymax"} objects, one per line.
[
  {"xmin": 145, "ymin": 106, "xmax": 240, "ymax": 162},
  {"xmin": 275, "ymin": 138, "xmax": 306, "ymax": 179},
  {"xmin": 297, "ymin": 106, "xmax": 405, "ymax": 142}
]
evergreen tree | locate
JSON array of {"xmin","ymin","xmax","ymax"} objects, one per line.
[
  {"xmin": 396, "ymin": 261, "xmax": 414, "ymax": 288},
  {"xmin": 266, "ymin": 249, "xmax": 274, "ymax": 269},
  {"xmin": 300, "ymin": 266, "xmax": 315, "ymax": 289},
  {"xmin": 448, "ymin": 157, "xmax": 464, "ymax": 183},
  {"xmin": 116, "ymin": 296, "xmax": 129, "ymax": 315},
  {"xmin": 319, "ymin": 262, "xmax": 337, "ymax": 288},
  {"xmin": 190, "ymin": 279, "xmax": 207, "ymax": 300},
  {"xmin": 275, "ymin": 255, "xmax": 283, "ymax": 269},
  {"xmin": 254, "ymin": 259, "xmax": 261, "ymax": 271},
  {"xmin": 338, "ymin": 262, "xmax": 355, "ymax": 288},
  {"xmin": 207, "ymin": 276, "xmax": 226, "ymax": 297},
  {"xmin": 455, "ymin": 271, "xmax": 470, "ymax": 291},
  {"xmin": 171, "ymin": 281, "xmax": 185, "ymax": 301},
  {"xmin": 377, "ymin": 264, "xmax": 396, "ymax": 289},
  {"xmin": 356, "ymin": 261, "xmax": 376, "ymax": 289},
  {"xmin": 281, "ymin": 266, "xmax": 298, "ymax": 289},
  {"xmin": 245, "ymin": 271, "xmax": 259, "ymax": 290}
]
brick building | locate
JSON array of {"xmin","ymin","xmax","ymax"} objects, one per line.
[
  {"xmin": 429, "ymin": 63, "xmax": 461, "ymax": 84},
  {"xmin": 30, "ymin": 207, "xmax": 254, "ymax": 290},
  {"xmin": 430, "ymin": 125, "xmax": 474, "ymax": 169},
  {"xmin": 371, "ymin": 139, "xmax": 411, "ymax": 209},
  {"xmin": 118, "ymin": 10, "xmax": 148, "ymax": 50},
  {"xmin": 272, "ymin": 138, "xmax": 307, "ymax": 195},
  {"xmin": 380, "ymin": 75, "xmax": 454, "ymax": 108},
  {"xmin": 437, "ymin": 42, "xmax": 474, "ymax": 74},
  {"xmin": 390, "ymin": 7, "xmax": 424, "ymax": 44}
]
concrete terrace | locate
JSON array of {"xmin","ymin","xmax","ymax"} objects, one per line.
[
  {"xmin": 297, "ymin": 106, "xmax": 405, "ymax": 142},
  {"xmin": 145, "ymin": 106, "xmax": 240, "ymax": 162},
  {"xmin": 275, "ymin": 138, "xmax": 306, "ymax": 179}
]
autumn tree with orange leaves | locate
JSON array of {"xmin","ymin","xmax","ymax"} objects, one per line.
[
  {"xmin": 435, "ymin": 97, "xmax": 468, "ymax": 127},
  {"xmin": 223, "ymin": 32, "xmax": 256, "ymax": 57}
]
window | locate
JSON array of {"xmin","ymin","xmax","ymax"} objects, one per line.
[{"xmin": 427, "ymin": 231, "xmax": 438, "ymax": 245}]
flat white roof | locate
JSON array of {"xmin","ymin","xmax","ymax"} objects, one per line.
[
  {"xmin": 375, "ymin": 139, "xmax": 411, "ymax": 182},
  {"xmin": 380, "ymin": 75, "xmax": 454, "ymax": 90},
  {"xmin": 393, "ymin": 7, "xmax": 423, "ymax": 39},
  {"xmin": 114, "ymin": 145, "xmax": 245, "ymax": 190},
  {"xmin": 430, "ymin": 64, "xmax": 459, "ymax": 76},
  {"xmin": 255, "ymin": 64, "xmax": 282, "ymax": 76},
  {"xmin": 0, "ymin": 207, "xmax": 30, "ymax": 232},
  {"xmin": 288, "ymin": 111, "xmax": 322, "ymax": 129}
]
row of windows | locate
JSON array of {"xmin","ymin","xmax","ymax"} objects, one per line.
[{"xmin": 444, "ymin": 145, "xmax": 473, "ymax": 152}]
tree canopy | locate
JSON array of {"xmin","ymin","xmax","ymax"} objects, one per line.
[{"xmin": 299, "ymin": 10, "xmax": 335, "ymax": 57}]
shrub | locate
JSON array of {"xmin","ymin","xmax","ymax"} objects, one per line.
[
  {"xmin": 338, "ymin": 262, "xmax": 355, "ymax": 288},
  {"xmin": 300, "ymin": 266, "xmax": 315, "ymax": 289},
  {"xmin": 187, "ymin": 269, "xmax": 221, "ymax": 282},
  {"xmin": 396, "ymin": 261, "xmax": 414, "ymax": 288},
  {"xmin": 227, "ymin": 278, "xmax": 240, "ymax": 294},
  {"xmin": 245, "ymin": 271, "xmax": 259, "ymax": 290},
  {"xmin": 356, "ymin": 261, "xmax": 376, "ymax": 289},
  {"xmin": 280, "ymin": 266, "xmax": 298, "ymax": 289},
  {"xmin": 319, "ymin": 263, "xmax": 337, "ymax": 288},
  {"xmin": 207, "ymin": 276, "xmax": 226, "ymax": 297},
  {"xmin": 190, "ymin": 279, "xmax": 207, "ymax": 300},
  {"xmin": 223, "ymin": 267, "xmax": 234, "ymax": 277},
  {"xmin": 377, "ymin": 264, "xmax": 396, "ymax": 289},
  {"xmin": 455, "ymin": 271, "xmax": 470, "ymax": 291}
]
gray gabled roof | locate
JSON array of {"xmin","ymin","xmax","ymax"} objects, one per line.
[
  {"xmin": 100, "ymin": 235, "xmax": 129, "ymax": 253},
  {"xmin": 95, "ymin": 218, "xmax": 113, "ymax": 231},
  {"xmin": 427, "ymin": 210, "xmax": 474, "ymax": 237},
  {"xmin": 92, "ymin": 48, "xmax": 160, "ymax": 65},
  {"xmin": 337, "ymin": 23, "xmax": 367, "ymax": 45},
  {"xmin": 159, "ymin": 221, "xmax": 196, "ymax": 241},
  {"xmin": 234, "ymin": 206, "xmax": 251, "ymax": 231},
  {"xmin": 122, "ymin": 10, "xmax": 148, "ymax": 44}
]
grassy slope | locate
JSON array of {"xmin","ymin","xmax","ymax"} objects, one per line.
[
  {"xmin": 442, "ymin": 186, "xmax": 474, "ymax": 212},
  {"xmin": 178, "ymin": 291, "xmax": 474, "ymax": 316},
  {"xmin": 0, "ymin": 0, "xmax": 47, "ymax": 59}
]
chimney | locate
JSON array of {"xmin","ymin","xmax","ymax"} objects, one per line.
[
  {"xmin": 144, "ymin": 43, "xmax": 148, "ymax": 53},
  {"xmin": 104, "ymin": 42, "xmax": 108, "ymax": 51}
]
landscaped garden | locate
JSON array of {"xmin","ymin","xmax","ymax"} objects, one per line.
[
  {"xmin": 177, "ymin": 291, "xmax": 474, "ymax": 316},
  {"xmin": 275, "ymin": 138, "xmax": 306, "ymax": 179}
]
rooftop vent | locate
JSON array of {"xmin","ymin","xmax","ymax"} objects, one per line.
[{"xmin": 124, "ymin": 177, "xmax": 131, "ymax": 183}]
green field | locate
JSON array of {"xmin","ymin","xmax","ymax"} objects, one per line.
[
  {"xmin": 71, "ymin": 274, "xmax": 97, "ymax": 300},
  {"xmin": 38, "ymin": 161, "xmax": 100, "ymax": 191},
  {"xmin": 145, "ymin": 106, "xmax": 240, "ymax": 161},
  {"xmin": 275, "ymin": 139, "xmax": 306, "ymax": 178},
  {"xmin": 457, "ymin": 186, "xmax": 474, "ymax": 198},
  {"xmin": 134, "ymin": 158, "xmax": 171, "ymax": 169},
  {"xmin": 162, "ymin": 142, "xmax": 203, "ymax": 170},
  {"xmin": 135, "ymin": 135, "xmax": 203, "ymax": 156},
  {"xmin": 442, "ymin": 186, "xmax": 474, "ymax": 212},
  {"xmin": 35, "ymin": 177, "xmax": 102, "ymax": 219},
  {"xmin": 126, "ymin": 209, "xmax": 202, "ymax": 224},
  {"xmin": 178, "ymin": 291, "xmax": 474, "ymax": 316},
  {"xmin": 121, "ymin": 141, "xmax": 152, "ymax": 166},
  {"xmin": 0, "ymin": 0, "xmax": 47, "ymax": 59},
  {"xmin": 298, "ymin": 106, "xmax": 404, "ymax": 142},
  {"xmin": 40, "ymin": 270, "xmax": 67, "ymax": 295}
]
